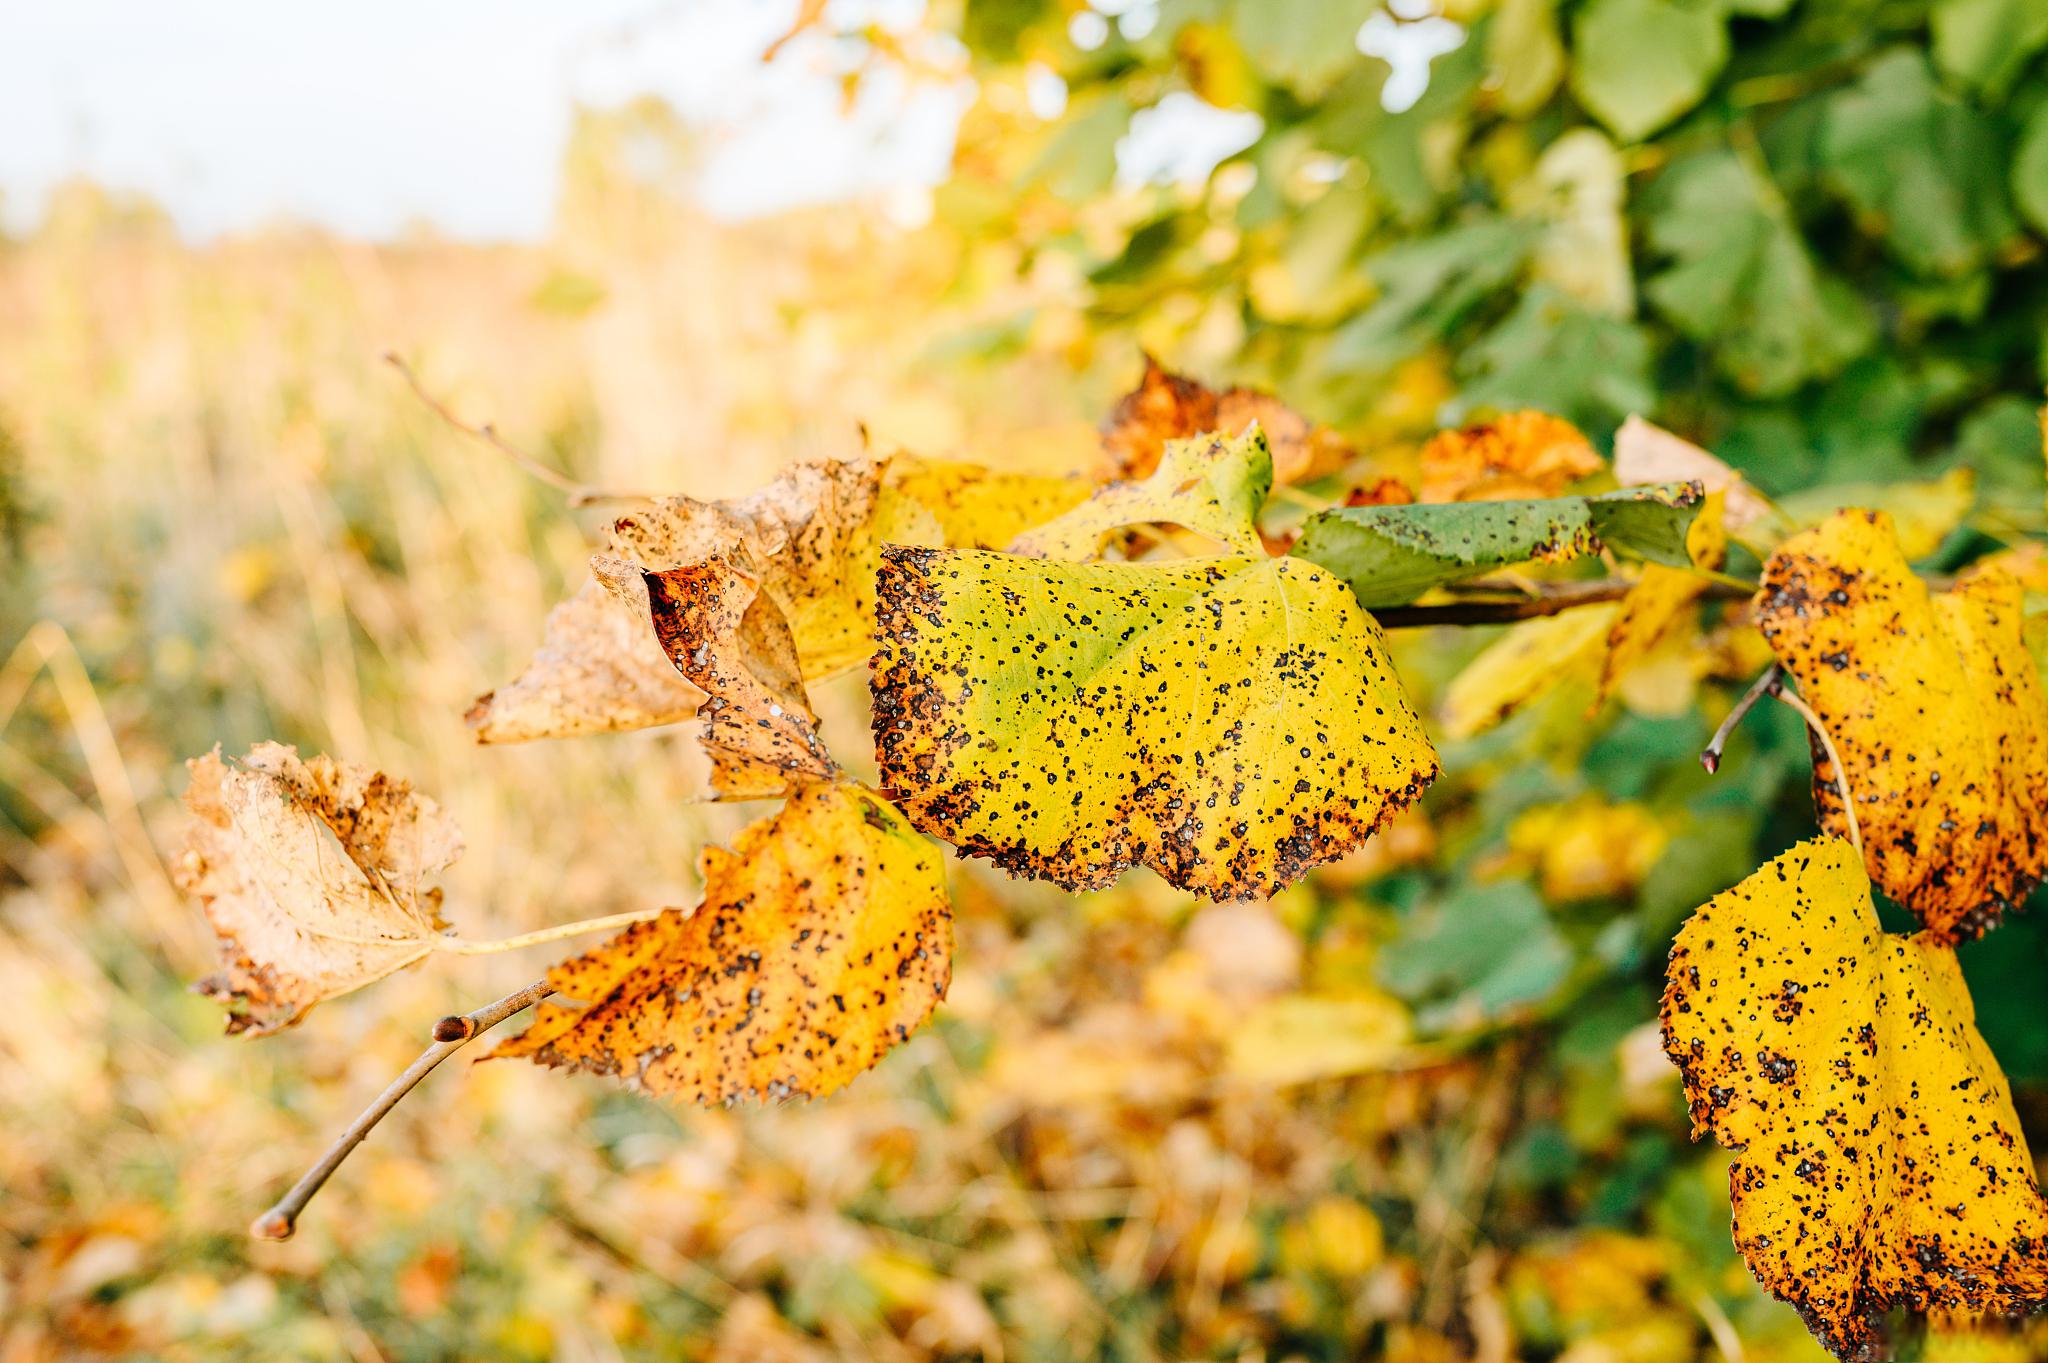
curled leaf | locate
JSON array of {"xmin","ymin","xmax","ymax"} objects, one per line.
[
  {"xmin": 465, "ymin": 580, "xmax": 704, "ymax": 744},
  {"xmin": 1010, "ymin": 429, "xmax": 1274, "ymax": 560},
  {"xmin": 871, "ymin": 547, "xmax": 1438, "ymax": 900},
  {"xmin": 1418, "ymin": 410, "xmax": 1600, "ymax": 503},
  {"xmin": 493, "ymin": 782, "xmax": 950, "ymax": 1105},
  {"xmin": 1758, "ymin": 510, "xmax": 2048, "ymax": 941},
  {"xmin": 1662, "ymin": 837, "xmax": 2048, "ymax": 1360},
  {"xmin": 172, "ymin": 744, "xmax": 462, "ymax": 1035},
  {"xmin": 1290, "ymin": 483, "xmax": 1702, "ymax": 607},
  {"xmin": 629, "ymin": 554, "xmax": 838, "ymax": 800},
  {"xmin": 1103, "ymin": 353, "xmax": 1351, "ymax": 484}
]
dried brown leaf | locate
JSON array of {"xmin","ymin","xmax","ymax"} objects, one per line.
[{"xmin": 1102, "ymin": 353, "xmax": 1350, "ymax": 485}]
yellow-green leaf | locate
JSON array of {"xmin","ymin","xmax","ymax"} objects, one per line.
[
  {"xmin": 871, "ymin": 548, "xmax": 1438, "ymax": 900},
  {"xmin": 1009, "ymin": 429, "xmax": 1274, "ymax": 560}
]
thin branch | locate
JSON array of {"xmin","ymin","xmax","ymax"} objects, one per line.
[
  {"xmin": 382, "ymin": 352, "xmax": 659, "ymax": 507},
  {"xmin": 1773, "ymin": 685, "xmax": 1864, "ymax": 855},
  {"xmin": 434, "ymin": 906, "xmax": 666, "ymax": 955},
  {"xmin": 1374, "ymin": 577, "xmax": 1749, "ymax": 629},
  {"xmin": 1701, "ymin": 664, "xmax": 1785, "ymax": 774},
  {"xmin": 250, "ymin": 979, "xmax": 555, "ymax": 1241}
]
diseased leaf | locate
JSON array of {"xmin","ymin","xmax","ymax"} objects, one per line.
[
  {"xmin": 1757, "ymin": 511, "xmax": 2048, "ymax": 941},
  {"xmin": 494, "ymin": 781, "xmax": 949, "ymax": 1105},
  {"xmin": 1418, "ymin": 410, "xmax": 1599, "ymax": 503},
  {"xmin": 1780, "ymin": 466, "xmax": 1976, "ymax": 561},
  {"xmin": 465, "ymin": 579, "xmax": 704, "ymax": 744},
  {"xmin": 1290, "ymin": 483, "xmax": 1702, "ymax": 608},
  {"xmin": 1662, "ymin": 837, "xmax": 2048, "ymax": 1360},
  {"xmin": 172, "ymin": 744, "xmax": 462, "ymax": 1035},
  {"xmin": 871, "ymin": 547, "xmax": 1438, "ymax": 901},
  {"xmin": 1102, "ymin": 353, "xmax": 1352, "ymax": 484},
  {"xmin": 625, "ymin": 554, "xmax": 838, "ymax": 801},
  {"xmin": 884, "ymin": 456, "xmax": 1090, "ymax": 550},
  {"xmin": 1612, "ymin": 415, "xmax": 1776, "ymax": 539},
  {"xmin": 1010, "ymin": 429, "xmax": 1274, "ymax": 560},
  {"xmin": 611, "ymin": 456, "xmax": 920, "ymax": 682}
]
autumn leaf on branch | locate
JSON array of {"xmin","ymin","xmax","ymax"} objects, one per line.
[
  {"xmin": 173, "ymin": 744, "xmax": 464, "ymax": 1035},
  {"xmin": 493, "ymin": 781, "xmax": 950, "ymax": 1105},
  {"xmin": 1009, "ymin": 428, "xmax": 1274, "ymax": 560},
  {"xmin": 1290, "ymin": 481, "xmax": 1703, "ymax": 608},
  {"xmin": 1757, "ymin": 510, "xmax": 2048, "ymax": 941},
  {"xmin": 1592, "ymin": 492, "xmax": 1729, "ymax": 710},
  {"xmin": 1102, "ymin": 353, "xmax": 1352, "ymax": 484},
  {"xmin": 871, "ymin": 548, "xmax": 1438, "ymax": 900},
  {"xmin": 1662, "ymin": 837, "xmax": 2048, "ymax": 1360},
  {"xmin": 1417, "ymin": 410, "xmax": 1600, "ymax": 503},
  {"xmin": 624, "ymin": 553, "xmax": 838, "ymax": 800}
]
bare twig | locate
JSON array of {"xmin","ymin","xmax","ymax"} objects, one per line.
[
  {"xmin": 1701, "ymin": 664, "xmax": 1785, "ymax": 774},
  {"xmin": 434, "ymin": 906, "xmax": 665, "ymax": 955},
  {"xmin": 251, "ymin": 979, "xmax": 556, "ymax": 1240},
  {"xmin": 382, "ymin": 352, "xmax": 659, "ymax": 507},
  {"xmin": 1374, "ymin": 577, "xmax": 1749, "ymax": 629}
]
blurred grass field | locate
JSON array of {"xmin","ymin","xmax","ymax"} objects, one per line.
[{"xmin": 0, "ymin": 112, "xmax": 2009, "ymax": 1363}]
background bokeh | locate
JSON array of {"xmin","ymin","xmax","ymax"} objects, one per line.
[{"xmin": 5, "ymin": 2, "xmax": 2048, "ymax": 1360}]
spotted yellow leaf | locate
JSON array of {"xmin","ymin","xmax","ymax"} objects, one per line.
[
  {"xmin": 870, "ymin": 547, "xmax": 1438, "ymax": 900},
  {"xmin": 1662, "ymin": 837, "xmax": 2048, "ymax": 1360},
  {"xmin": 494, "ymin": 781, "xmax": 949, "ymax": 1104},
  {"xmin": 1758, "ymin": 510, "xmax": 2048, "ymax": 941},
  {"xmin": 1009, "ymin": 429, "xmax": 1274, "ymax": 560}
]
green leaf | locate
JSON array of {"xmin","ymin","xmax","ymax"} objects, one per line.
[
  {"xmin": 1290, "ymin": 484, "xmax": 1703, "ymax": 607},
  {"xmin": 1568, "ymin": 0, "xmax": 1729, "ymax": 143},
  {"xmin": 1821, "ymin": 48, "xmax": 2019, "ymax": 278},
  {"xmin": 1489, "ymin": 0, "xmax": 1567, "ymax": 116},
  {"xmin": 870, "ymin": 549, "xmax": 1439, "ymax": 901},
  {"xmin": 1377, "ymin": 880, "xmax": 1572, "ymax": 1032},
  {"xmin": 1931, "ymin": 0, "xmax": 2048, "ymax": 96},
  {"xmin": 1325, "ymin": 220, "xmax": 1533, "ymax": 371},
  {"xmin": 1229, "ymin": 0, "xmax": 1377, "ymax": 99},
  {"xmin": 1454, "ymin": 286, "xmax": 1656, "ymax": 433},
  {"xmin": 2016, "ymin": 102, "xmax": 2048, "ymax": 237},
  {"xmin": 1644, "ymin": 150, "xmax": 1875, "ymax": 396},
  {"xmin": 1009, "ymin": 430, "xmax": 1273, "ymax": 560}
]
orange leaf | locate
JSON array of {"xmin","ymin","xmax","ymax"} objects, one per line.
[
  {"xmin": 1758, "ymin": 510, "xmax": 2048, "ymax": 941},
  {"xmin": 1102, "ymin": 353, "xmax": 1350, "ymax": 485},
  {"xmin": 493, "ymin": 782, "xmax": 950, "ymax": 1105},
  {"xmin": 1417, "ymin": 411, "xmax": 1599, "ymax": 503}
]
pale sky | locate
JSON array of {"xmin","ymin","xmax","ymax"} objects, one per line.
[{"xmin": 0, "ymin": 0, "xmax": 1455, "ymax": 241}]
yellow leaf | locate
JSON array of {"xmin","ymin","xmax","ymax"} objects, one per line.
[
  {"xmin": 1505, "ymin": 797, "xmax": 1667, "ymax": 902},
  {"xmin": 493, "ymin": 781, "xmax": 950, "ymax": 1105},
  {"xmin": 871, "ymin": 548, "xmax": 1438, "ymax": 900},
  {"xmin": 1009, "ymin": 428, "xmax": 1273, "ymax": 559},
  {"xmin": 1225, "ymin": 994, "xmax": 1413, "ymax": 1085},
  {"xmin": 633, "ymin": 555, "xmax": 838, "ymax": 800},
  {"xmin": 1417, "ymin": 410, "xmax": 1599, "ymax": 503},
  {"xmin": 1440, "ymin": 605, "xmax": 1619, "ymax": 740},
  {"xmin": 1781, "ymin": 466, "xmax": 1976, "ymax": 561},
  {"xmin": 883, "ymin": 456, "xmax": 1089, "ymax": 551},
  {"xmin": 1592, "ymin": 493, "xmax": 1727, "ymax": 710},
  {"xmin": 1102, "ymin": 353, "xmax": 1352, "ymax": 484},
  {"xmin": 1758, "ymin": 510, "xmax": 2048, "ymax": 940},
  {"xmin": 173, "ymin": 744, "xmax": 462, "ymax": 1035},
  {"xmin": 1661, "ymin": 837, "xmax": 2048, "ymax": 1360}
]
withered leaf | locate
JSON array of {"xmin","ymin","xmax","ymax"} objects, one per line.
[
  {"xmin": 493, "ymin": 781, "xmax": 950, "ymax": 1105},
  {"xmin": 1009, "ymin": 429, "xmax": 1273, "ymax": 560},
  {"xmin": 1758, "ymin": 510, "xmax": 2048, "ymax": 941},
  {"xmin": 1418, "ymin": 410, "xmax": 1600, "ymax": 503},
  {"xmin": 173, "ymin": 743, "xmax": 462, "ymax": 1035},
  {"xmin": 870, "ymin": 547, "xmax": 1439, "ymax": 900},
  {"xmin": 626, "ymin": 554, "xmax": 838, "ymax": 801},
  {"xmin": 1102, "ymin": 353, "xmax": 1351, "ymax": 484},
  {"xmin": 1663, "ymin": 837, "xmax": 2048, "ymax": 1360},
  {"xmin": 465, "ymin": 580, "xmax": 704, "ymax": 744}
]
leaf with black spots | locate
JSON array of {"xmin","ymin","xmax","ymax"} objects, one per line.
[{"xmin": 1009, "ymin": 429, "xmax": 1274, "ymax": 560}]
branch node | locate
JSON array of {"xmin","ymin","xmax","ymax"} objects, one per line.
[{"xmin": 431, "ymin": 1015, "xmax": 475, "ymax": 1042}]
